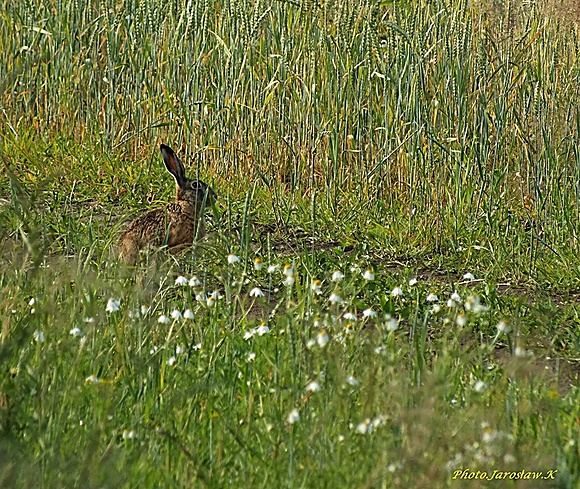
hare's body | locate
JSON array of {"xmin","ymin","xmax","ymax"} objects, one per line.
[{"xmin": 116, "ymin": 144, "xmax": 216, "ymax": 265}]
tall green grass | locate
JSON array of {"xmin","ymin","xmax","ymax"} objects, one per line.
[
  {"xmin": 1, "ymin": 0, "xmax": 580, "ymax": 487},
  {"xmin": 1, "ymin": 248, "xmax": 579, "ymax": 488},
  {"xmin": 2, "ymin": 0, "xmax": 580, "ymax": 283}
]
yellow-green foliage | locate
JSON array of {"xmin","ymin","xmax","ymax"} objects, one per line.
[
  {"xmin": 1, "ymin": 3, "xmax": 580, "ymax": 487},
  {"xmin": 2, "ymin": 0, "xmax": 580, "ymax": 284}
]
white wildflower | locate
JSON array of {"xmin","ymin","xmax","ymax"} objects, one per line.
[
  {"xmin": 69, "ymin": 327, "xmax": 82, "ymax": 337},
  {"xmin": 363, "ymin": 270, "xmax": 375, "ymax": 281},
  {"xmin": 362, "ymin": 308, "xmax": 377, "ymax": 318},
  {"xmin": 426, "ymin": 293, "xmax": 438, "ymax": 302},
  {"xmin": 287, "ymin": 409, "xmax": 300, "ymax": 424},
  {"xmin": 391, "ymin": 286, "xmax": 404, "ymax": 297},
  {"xmin": 174, "ymin": 275, "xmax": 188, "ymax": 286},
  {"xmin": 355, "ymin": 419, "xmax": 371, "ymax": 434},
  {"xmin": 371, "ymin": 416, "xmax": 386, "ymax": 429},
  {"xmin": 253, "ymin": 257, "xmax": 263, "ymax": 270},
  {"xmin": 170, "ymin": 309, "xmax": 183, "ymax": 320},
  {"xmin": 256, "ymin": 324, "xmax": 270, "ymax": 336},
  {"xmin": 105, "ymin": 298, "xmax": 120, "ymax": 313},
  {"xmin": 306, "ymin": 381, "xmax": 321, "ymax": 392},
  {"xmin": 122, "ymin": 430, "xmax": 137, "ymax": 440},
  {"xmin": 329, "ymin": 293, "xmax": 342, "ymax": 304},
  {"xmin": 385, "ymin": 317, "xmax": 398, "ymax": 332},
  {"xmin": 310, "ymin": 280, "xmax": 322, "ymax": 295},
  {"xmin": 247, "ymin": 352, "xmax": 256, "ymax": 362},
  {"xmin": 482, "ymin": 429, "xmax": 499, "ymax": 444},
  {"xmin": 189, "ymin": 276, "xmax": 201, "ymax": 287},
  {"xmin": 474, "ymin": 380, "xmax": 487, "ymax": 392},
  {"xmin": 183, "ymin": 309, "xmax": 195, "ymax": 319},
  {"xmin": 158, "ymin": 315, "xmax": 170, "ymax": 324},
  {"xmin": 33, "ymin": 330, "xmax": 45, "ymax": 342},
  {"xmin": 503, "ymin": 453, "xmax": 516, "ymax": 464},
  {"xmin": 496, "ymin": 320, "xmax": 510, "ymax": 334},
  {"xmin": 166, "ymin": 356, "xmax": 177, "ymax": 366},
  {"xmin": 250, "ymin": 287, "xmax": 264, "ymax": 298},
  {"xmin": 465, "ymin": 295, "xmax": 488, "ymax": 313},
  {"xmin": 317, "ymin": 330, "xmax": 329, "ymax": 348},
  {"xmin": 331, "ymin": 271, "xmax": 344, "ymax": 281},
  {"xmin": 284, "ymin": 276, "xmax": 295, "ymax": 287}
]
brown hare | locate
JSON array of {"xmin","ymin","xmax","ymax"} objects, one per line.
[{"xmin": 116, "ymin": 144, "xmax": 217, "ymax": 265}]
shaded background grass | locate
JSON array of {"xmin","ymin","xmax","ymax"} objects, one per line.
[
  {"xmin": 1, "ymin": 0, "xmax": 580, "ymax": 487},
  {"xmin": 1, "ymin": 0, "xmax": 580, "ymax": 285}
]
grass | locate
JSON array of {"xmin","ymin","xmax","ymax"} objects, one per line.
[{"xmin": 1, "ymin": 0, "xmax": 580, "ymax": 487}]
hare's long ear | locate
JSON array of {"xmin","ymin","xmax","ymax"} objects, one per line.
[{"xmin": 160, "ymin": 144, "xmax": 187, "ymax": 188}]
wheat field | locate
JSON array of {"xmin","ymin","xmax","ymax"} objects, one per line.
[{"xmin": 1, "ymin": 1, "xmax": 580, "ymax": 487}]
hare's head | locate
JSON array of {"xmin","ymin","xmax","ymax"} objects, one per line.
[{"xmin": 160, "ymin": 144, "xmax": 217, "ymax": 208}]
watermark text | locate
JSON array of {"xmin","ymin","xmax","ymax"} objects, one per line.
[{"xmin": 452, "ymin": 469, "xmax": 558, "ymax": 481}]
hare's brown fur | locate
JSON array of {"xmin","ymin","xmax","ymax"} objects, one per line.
[{"xmin": 116, "ymin": 144, "xmax": 216, "ymax": 265}]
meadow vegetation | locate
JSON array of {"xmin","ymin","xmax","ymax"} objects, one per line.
[{"xmin": 1, "ymin": 0, "xmax": 580, "ymax": 487}]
